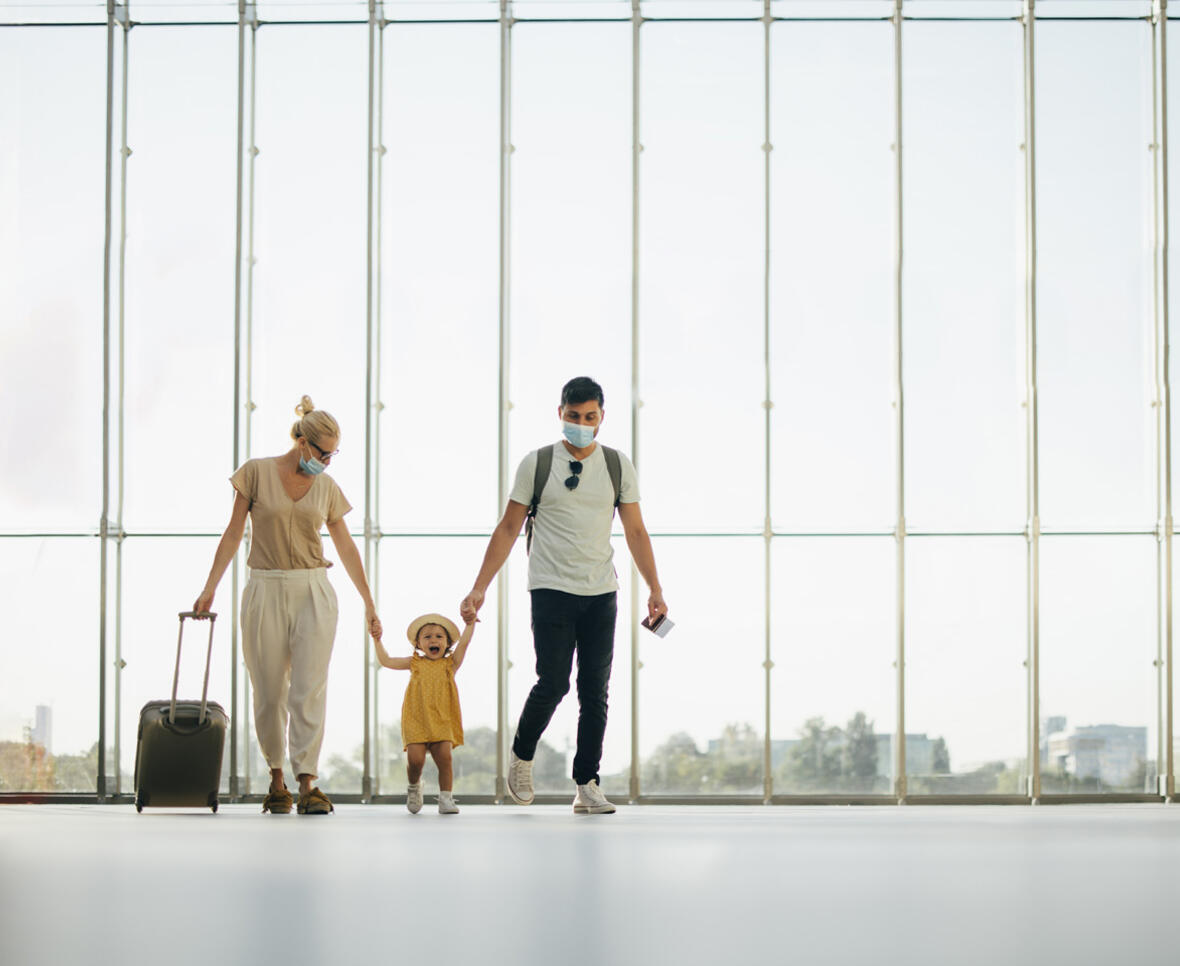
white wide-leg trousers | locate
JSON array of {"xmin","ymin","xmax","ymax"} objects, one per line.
[{"xmin": 241, "ymin": 568, "xmax": 338, "ymax": 779}]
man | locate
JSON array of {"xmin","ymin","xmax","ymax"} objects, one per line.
[{"xmin": 460, "ymin": 377, "xmax": 668, "ymax": 814}]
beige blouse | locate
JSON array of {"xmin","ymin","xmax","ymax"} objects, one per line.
[{"xmin": 230, "ymin": 458, "xmax": 352, "ymax": 571}]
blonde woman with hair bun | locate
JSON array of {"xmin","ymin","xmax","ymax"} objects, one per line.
[{"xmin": 195, "ymin": 395, "xmax": 383, "ymax": 816}]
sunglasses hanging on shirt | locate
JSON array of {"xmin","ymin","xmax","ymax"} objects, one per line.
[{"xmin": 565, "ymin": 460, "xmax": 583, "ymax": 490}]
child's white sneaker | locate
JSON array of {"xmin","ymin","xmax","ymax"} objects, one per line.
[
  {"xmin": 507, "ymin": 751, "xmax": 535, "ymax": 805},
  {"xmin": 438, "ymin": 791, "xmax": 459, "ymax": 815},
  {"xmin": 406, "ymin": 782, "xmax": 423, "ymax": 814},
  {"xmin": 573, "ymin": 780, "xmax": 616, "ymax": 815}
]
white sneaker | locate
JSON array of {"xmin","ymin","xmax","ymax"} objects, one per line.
[
  {"xmin": 438, "ymin": 791, "xmax": 459, "ymax": 815},
  {"xmin": 507, "ymin": 751, "xmax": 535, "ymax": 805},
  {"xmin": 573, "ymin": 780, "xmax": 616, "ymax": 815},
  {"xmin": 406, "ymin": 782, "xmax": 423, "ymax": 814}
]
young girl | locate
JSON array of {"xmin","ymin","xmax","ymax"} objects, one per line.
[{"xmin": 373, "ymin": 613, "xmax": 474, "ymax": 814}]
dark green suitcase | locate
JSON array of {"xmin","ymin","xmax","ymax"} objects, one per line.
[{"xmin": 134, "ymin": 612, "xmax": 227, "ymax": 813}]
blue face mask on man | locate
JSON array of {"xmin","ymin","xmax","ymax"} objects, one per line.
[{"xmin": 562, "ymin": 420, "xmax": 596, "ymax": 449}]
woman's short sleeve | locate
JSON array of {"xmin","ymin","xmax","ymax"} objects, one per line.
[
  {"xmin": 325, "ymin": 476, "xmax": 352, "ymax": 525},
  {"xmin": 230, "ymin": 460, "xmax": 258, "ymax": 507}
]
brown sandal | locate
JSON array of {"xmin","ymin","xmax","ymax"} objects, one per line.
[
  {"xmin": 297, "ymin": 786, "xmax": 334, "ymax": 815},
  {"xmin": 261, "ymin": 786, "xmax": 293, "ymax": 814}
]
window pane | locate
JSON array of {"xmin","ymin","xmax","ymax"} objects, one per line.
[
  {"xmin": 380, "ymin": 25, "xmax": 500, "ymax": 532},
  {"xmin": 903, "ymin": 23, "xmax": 1026, "ymax": 532},
  {"xmin": 770, "ymin": 23, "xmax": 895, "ymax": 533},
  {"xmin": 906, "ymin": 537, "xmax": 1027, "ymax": 794},
  {"xmin": 1040, "ymin": 536, "xmax": 1156, "ymax": 793},
  {"xmin": 375, "ymin": 538, "xmax": 499, "ymax": 797},
  {"xmin": 506, "ymin": 544, "xmax": 634, "ymax": 797},
  {"xmin": 772, "ymin": 537, "xmax": 894, "ymax": 794},
  {"xmin": 0, "ymin": 29, "xmax": 105, "ymax": 532},
  {"xmin": 510, "ymin": 23, "xmax": 632, "ymax": 460},
  {"xmin": 1036, "ymin": 24, "xmax": 1155, "ymax": 531},
  {"xmin": 639, "ymin": 538, "xmax": 763, "ymax": 796},
  {"xmin": 251, "ymin": 25, "xmax": 367, "ymax": 508},
  {"xmin": 0, "ymin": 539, "xmax": 98, "ymax": 792},
  {"xmin": 124, "ymin": 26, "xmax": 237, "ymax": 532},
  {"xmin": 640, "ymin": 25, "xmax": 763, "ymax": 532}
]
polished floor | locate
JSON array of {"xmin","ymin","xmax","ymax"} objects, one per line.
[{"xmin": 1, "ymin": 803, "xmax": 1177, "ymax": 966}]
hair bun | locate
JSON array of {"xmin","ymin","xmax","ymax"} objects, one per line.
[{"xmin": 295, "ymin": 394, "xmax": 316, "ymax": 417}]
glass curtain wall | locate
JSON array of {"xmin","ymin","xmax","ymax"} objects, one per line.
[{"xmin": 1, "ymin": 0, "xmax": 1176, "ymax": 804}]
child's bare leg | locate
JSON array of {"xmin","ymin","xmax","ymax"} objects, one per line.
[
  {"xmin": 406, "ymin": 744, "xmax": 427, "ymax": 784},
  {"xmin": 429, "ymin": 742, "xmax": 454, "ymax": 791}
]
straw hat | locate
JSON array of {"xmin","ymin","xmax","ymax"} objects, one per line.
[{"xmin": 406, "ymin": 613, "xmax": 460, "ymax": 647}]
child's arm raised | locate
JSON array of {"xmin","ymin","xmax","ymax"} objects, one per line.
[
  {"xmin": 372, "ymin": 634, "xmax": 413, "ymax": 671},
  {"xmin": 450, "ymin": 619, "xmax": 477, "ymax": 673}
]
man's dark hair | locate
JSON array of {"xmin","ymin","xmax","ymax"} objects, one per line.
[{"xmin": 561, "ymin": 377, "xmax": 605, "ymax": 409}]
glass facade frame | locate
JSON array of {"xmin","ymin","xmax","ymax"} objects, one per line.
[{"xmin": 1, "ymin": 0, "xmax": 1176, "ymax": 804}]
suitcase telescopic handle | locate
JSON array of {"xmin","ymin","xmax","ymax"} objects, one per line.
[{"xmin": 170, "ymin": 611, "xmax": 217, "ymax": 726}]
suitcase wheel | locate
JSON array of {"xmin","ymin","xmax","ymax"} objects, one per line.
[
  {"xmin": 208, "ymin": 791, "xmax": 219, "ymax": 813},
  {"xmin": 135, "ymin": 792, "xmax": 147, "ymax": 813}
]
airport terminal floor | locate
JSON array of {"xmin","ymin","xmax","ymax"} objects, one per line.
[{"xmin": 2, "ymin": 803, "xmax": 1177, "ymax": 966}]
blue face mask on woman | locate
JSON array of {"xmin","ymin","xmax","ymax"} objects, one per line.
[
  {"xmin": 299, "ymin": 443, "xmax": 326, "ymax": 476},
  {"xmin": 562, "ymin": 421, "xmax": 596, "ymax": 449}
]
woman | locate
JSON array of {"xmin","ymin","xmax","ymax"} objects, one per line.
[{"xmin": 195, "ymin": 395, "xmax": 382, "ymax": 815}]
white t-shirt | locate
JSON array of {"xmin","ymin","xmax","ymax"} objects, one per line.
[{"xmin": 509, "ymin": 441, "xmax": 640, "ymax": 596}]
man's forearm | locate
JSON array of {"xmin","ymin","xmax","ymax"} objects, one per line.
[
  {"xmin": 625, "ymin": 528, "xmax": 662, "ymax": 593},
  {"xmin": 472, "ymin": 523, "xmax": 518, "ymax": 594}
]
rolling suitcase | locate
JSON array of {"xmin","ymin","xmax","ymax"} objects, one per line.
[{"xmin": 134, "ymin": 611, "xmax": 227, "ymax": 813}]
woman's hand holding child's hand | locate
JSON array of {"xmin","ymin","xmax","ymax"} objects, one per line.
[{"xmin": 366, "ymin": 606, "xmax": 383, "ymax": 642}]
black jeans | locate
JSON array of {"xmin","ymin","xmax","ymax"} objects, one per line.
[{"xmin": 512, "ymin": 589, "xmax": 617, "ymax": 785}]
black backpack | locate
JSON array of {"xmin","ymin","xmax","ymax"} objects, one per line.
[{"xmin": 524, "ymin": 445, "xmax": 623, "ymax": 555}]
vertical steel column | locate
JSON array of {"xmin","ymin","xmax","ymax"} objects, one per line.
[
  {"xmin": 98, "ymin": 0, "xmax": 117, "ymax": 801},
  {"xmin": 1022, "ymin": 0, "xmax": 1042, "ymax": 802},
  {"xmin": 495, "ymin": 0, "xmax": 515, "ymax": 803},
  {"xmin": 761, "ymin": 0, "xmax": 774, "ymax": 805},
  {"xmin": 112, "ymin": 3, "xmax": 130, "ymax": 796},
  {"xmin": 231, "ymin": 0, "xmax": 259, "ymax": 799},
  {"xmin": 1152, "ymin": 0, "xmax": 1175, "ymax": 802},
  {"xmin": 629, "ymin": 0, "xmax": 643, "ymax": 804},
  {"xmin": 237, "ymin": 3, "xmax": 260, "ymax": 797},
  {"xmin": 362, "ymin": 0, "xmax": 386, "ymax": 802},
  {"xmin": 371, "ymin": 7, "xmax": 387, "ymax": 801},
  {"xmin": 891, "ymin": 0, "xmax": 907, "ymax": 803},
  {"xmin": 230, "ymin": 0, "xmax": 246, "ymax": 801}
]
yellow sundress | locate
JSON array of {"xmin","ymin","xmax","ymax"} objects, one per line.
[{"xmin": 401, "ymin": 654, "xmax": 464, "ymax": 748}]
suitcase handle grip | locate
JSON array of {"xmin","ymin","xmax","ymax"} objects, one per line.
[{"xmin": 170, "ymin": 612, "xmax": 218, "ymax": 726}]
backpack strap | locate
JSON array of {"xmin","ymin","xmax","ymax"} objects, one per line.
[
  {"xmin": 524, "ymin": 446, "xmax": 553, "ymax": 555},
  {"xmin": 601, "ymin": 445, "xmax": 622, "ymax": 509}
]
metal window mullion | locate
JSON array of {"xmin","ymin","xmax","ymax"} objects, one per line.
[
  {"xmin": 113, "ymin": 8, "xmax": 130, "ymax": 797},
  {"xmin": 629, "ymin": 0, "xmax": 642, "ymax": 804},
  {"xmin": 1165, "ymin": 3, "xmax": 1176, "ymax": 805},
  {"xmin": 230, "ymin": 0, "xmax": 246, "ymax": 802},
  {"xmin": 761, "ymin": 0, "xmax": 773, "ymax": 805},
  {"xmin": 1153, "ymin": 0, "xmax": 1175, "ymax": 802},
  {"xmin": 362, "ymin": 0, "xmax": 375, "ymax": 803},
  {"xmin": 891, "ymin": 0, "xmax": 907, "ymax": 804},
  {"xmin": 236, "ymin": 2, "xmax": 259, "ymax": 798},
  {"xmin": 496, "ymin": 0, "xmax": 514, "ymax": 804},
  {"xmin": 1023, "ymin": 0, "xmax": 1042, "ymax": 802},
  {"xmin": 371, "ymin": 7, "xmax": 386, "ymax": 802},
  {"xmin": 98, "ymin": 0, "xmax": 117, "ymax": 802},
  {"xmin": 362, "ymin": 0, "xmax": 385, "ymax": 803}
]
